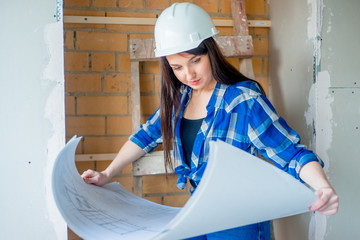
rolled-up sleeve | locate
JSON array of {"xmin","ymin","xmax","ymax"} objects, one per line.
[
  {"xmin": 247, "ymin": 94, "xmax": 323, "ymax": 180},
  {"xmin": 129, "ymin": 108, "xmax": 163, "ymax": 153}
]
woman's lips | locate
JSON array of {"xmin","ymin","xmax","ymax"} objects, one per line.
[{"xmin": 189, "ymin": 79, "xmax": 200, "ymax": 86}]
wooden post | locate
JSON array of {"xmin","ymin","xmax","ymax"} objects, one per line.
[
  {"xmin": 130, "ymin": 61, "xmax": 143, "ymax": 197},
  {"xmin": 231, "ymin": 0, "xmax": 255, "ymax": 79},
  {"xmin": 130, "ymin": 61, "xmax": 141, "ymax": 132}
]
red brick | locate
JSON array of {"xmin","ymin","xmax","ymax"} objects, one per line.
[
  {"xmin": 197, "ymin": 0, "xmax": 218, "ymax": 13},
  {"xmin": 111, "ymin": 176, "xmax": 134, "ymax": 193},
  {"xmin": 253, "ymin": 37, "xmax": 268, "ymax": 55},
  {"xmin": 76, "ymin": 32, "xmax": 127, "ymax": 52},
  {"xmin": 129, "ymin": 34, "xmax": 154, "ymax": 40},
  {"xmin": 75, "ymin": 161, "xmax": 96, "ymax": 175},
  {"xmin": 64, "ymin": 30, "xmax": 74, "ymax": 50},
  {"xmin": 117, "ymin": 54, "xmax": 131, "ymax": 73},
  {"xmin": 96, "ymin": 160, "xmax": 112, "ymax": 172},
  {"xmin": 92, "ymin": 0, "xmax": 116, "ymax": 7},
  {"xmin": 142, "ymin": 61, "xmax": 160, "ymax": 74},
  {"xmin": 63, "ymin": 9, "xmax": 105, "ymax": 16},
  {"xmin": 92, "ymin": 53, "xmax": 115, "ymax": 72},
  {"xmin": 145, "ymin": 0, "xmax": 169, "ymax": 10},
  {"xmin": 226, "ymin": 57, "xmax": 240, "ymax": 70},
  {"xmin": 254, "ymin": 27, "xmax": 269, "ymax": 36},
  {"xmin": 155, "ymin": 75, "xmax": 161, "ymax": 94},
  {"xmin": 118, "ymin": 0, "xmax": 143, "ymax": 8},
  {"xmin": 264, "ymin": 57, "xmax": 268, "ymax": 75},
  {"xmin": 106, "ymin": 11, "xmax": 155, "ymax": 18},
  {"xmin": 64, "ymin": 52, "xmax": 89, "ymax": 71},
  {"xmin": 142, "ymin": 174, "xmax": 182, "ymax": 194},
  {"xmin": 252, "ymin": 57, "xmax": 262, "ymax": 76},
  {"xmin": 163, "ymin": 194, "xmax": 190, "ymax": 207},
  {"xmin": 68, "ymin": 228, "xmax": 81, "ymax": 240},
  {"xmin": 77, "ymin": 96, "xmax": 129, "ymax": 115},
  {"xmin": 65, "ymin": 96, "xmax": 75, "ymax": 115},
  {"xmin": 245, "ymin": 0, "xmax": 265, "ymax": 15},
  {"xmin": 83, "ymin": 136, "xmax": 128, "ymax": 153},
  {"xmin": 255, "ymin": 76, "xmax": 268, "ymax": 95},
  {"xmin": 104, "ymin": 73, "xmax": 131, "ymax": 93},
  {"xmin": 140, "ymin": 74, "xmax": 155, "ymax": 93},
  {"xmin": 107, "ymin": 116, "xmax": 133, "ymax": 135},
  {"xmin": 65, "ymin": 73, "xmax": 102, "ymax": 92},
  {"xmin": 66, "ymin": 116, "xmax": 106, "ymax": 136},
  {"xmin": 220, "ymin": 0, "xmax": 231, "ymax": 14},
  {"xmin": 216, "ymin": 26, "xmax": 234, "ymax": 35},
  {"xmin": 140, "ymin": 95, "xmax": 160, "ymax": 115},
  {"xmin": 143, "ymin": 196, "xmax": 162, "ymax": 204},
  {"xmin": 64, "ymin": 0, "xmax": 89, "ymax": 7}
]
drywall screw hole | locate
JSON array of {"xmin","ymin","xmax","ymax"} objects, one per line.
[{"xmin": 28, "ymin": 161, "xmax": 31, "ymax": 164}]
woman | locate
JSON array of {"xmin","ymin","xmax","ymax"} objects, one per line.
[{"xmin": 82, "ymin": 3, "xmax": 338, "ymax": 239}]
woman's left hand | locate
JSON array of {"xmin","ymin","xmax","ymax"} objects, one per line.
[{"xmin": 309, "ymin": 187, "xmax": 339, "ymax": 215}]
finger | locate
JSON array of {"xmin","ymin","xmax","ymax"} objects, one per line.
[
  {"xmin": 81, "ymin": 169, "xmax": 95, "ymax": 178},
  {"xmin": 310, "ymin": 192, "xmax": 326, "ymax": 211},
  {"xmin": 310, "ymin": 199, "xmax": 325, "ymax": 211},
  {"xmin": 317, "ymin": 196, "xmax": 339, "ymax": 214},
  {"xmin": 310, "ymin": 188, "xmax": 339, "ymax": 213},
  {"xmin": 318, "ymin": 206, "xmax": 339, "ymax": 215}
]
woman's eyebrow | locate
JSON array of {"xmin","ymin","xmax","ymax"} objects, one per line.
[{"xmin": 169, "ymin": 55, "xmax": 199, "ymax": 66}]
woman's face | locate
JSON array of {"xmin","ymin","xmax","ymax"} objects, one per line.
[{"xmin": 166, "ymin": 52, "xmax": 216, "ymax": 92}]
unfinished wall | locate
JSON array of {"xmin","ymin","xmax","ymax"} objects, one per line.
[
  {"xmin": 316, "ymin": 0, "xmax": 360, "ymax": 239},
  {"xmin": 270, "ymin": 0, "xmax": 360, "ymax": 239},
  {"xmin": 0, "ymin": 0, "xmax": 66, "ymax": 239}
]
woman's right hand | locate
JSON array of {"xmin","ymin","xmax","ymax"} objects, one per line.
[{"xmin": 81, "ymin": 169, "xmax": 111, "ymax": 186}]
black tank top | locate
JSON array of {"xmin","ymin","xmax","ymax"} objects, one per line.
[{"xmin": 180, "ymin": 117, "xmax": 204, "ymax": 167}]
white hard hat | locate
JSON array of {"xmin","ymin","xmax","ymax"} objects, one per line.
[{"xmin": 154, "ymin": 3, "xmax": 218, "ymax": 57}]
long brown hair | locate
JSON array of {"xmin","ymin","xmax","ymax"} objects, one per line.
[{"xmin": 159, "ymin": 37, "xmax": 264, "ymax": 171}]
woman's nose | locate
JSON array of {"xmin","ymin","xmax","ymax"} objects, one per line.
[{"xmin": 184, "ymin": 66, "xmax": 195, "ymax": 80}]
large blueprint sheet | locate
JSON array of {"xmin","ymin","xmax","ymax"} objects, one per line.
[{"xmin": 52, "ymin": 136, "xmax": 316, "ymax": 239}]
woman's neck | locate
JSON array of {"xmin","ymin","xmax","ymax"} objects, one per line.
[{"xmin": 183, "ymin": 81, "xmax": 216, "ymax": 119}]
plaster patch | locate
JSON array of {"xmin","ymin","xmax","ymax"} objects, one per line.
[
  {"xmin": 326, "ymin": 8, "xmax": 333, "ymax": 33},
  {"xmin": 305, "ymin": 83, "xmax": 316, "ymax": 150},
  {"xmin": 309, "ymin": 212, "xmax": 327, "ymax": 240},
  {"xmin": 43, "ymin": 21, "xmax": 66, "ymax": 240},
  {"xmin": 307, "ymin": 0, "xmax": 317, "ymax": 40},
  {"xmin": 308, "ymin": 71, "xmax": 333, "ymax": 240},
  {"xmin": 315, "ymin": 71, "xmax": 333, "ymax": 173}
]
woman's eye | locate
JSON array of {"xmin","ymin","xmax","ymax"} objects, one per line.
[
  {"xmin": 173, "ymin": 66, "xmax": 181, "ymax": 71},
  {"xmin": 193, "ymin": 58, "xmax": 200, "ymax": 63}
]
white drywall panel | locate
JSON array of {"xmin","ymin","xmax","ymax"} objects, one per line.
[
  {"xmin": 269, "ymin": 1, "xmax": 316, "ymax": 239},
  {"xmin": 320, "ymin": 0, "xmax": 360, "ymax": 88},
  {"xmin": 0, "ymin": 0, "xmax": 66, "ymax": 239},
  {"xmin": 317, "ymin": 1, "xmax": 360, "ymax": 239}
]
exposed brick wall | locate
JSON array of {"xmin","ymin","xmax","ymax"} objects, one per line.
[{"xmin": 64, "ymin": 0, "xmax": 269, "ymax": 238}]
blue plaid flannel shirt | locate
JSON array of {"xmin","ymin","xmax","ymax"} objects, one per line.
[{"xmin": 129, "ymin": 80, "xmax": 323, "ymax": 190}]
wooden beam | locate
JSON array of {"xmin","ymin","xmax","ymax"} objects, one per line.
[
  {"xmin": 75, "ymin": 153, "xmax": 117, "ymax": 162},
  {"xmin": 63, "ymin": 16, "xmax": 271, "ymax": 27},
  {"xmin": 129, "ymin": 35, "xmax": 253, "ymax": 61}
]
